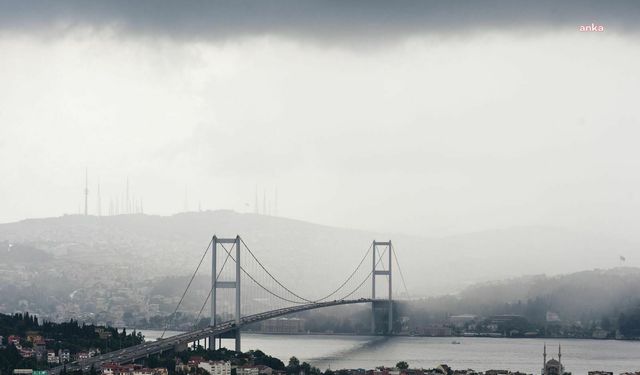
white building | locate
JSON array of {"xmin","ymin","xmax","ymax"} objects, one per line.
[
  {"xmin": 236, "ymin": 367, "xmax": 259, "ymax": 375},
  {"xmin": 47, "ymin": 350, "xmax": 60, "ymax": 364},
  {"xmin": 198, "ymin": 361, "xmax": 231, "ymax": 375}
]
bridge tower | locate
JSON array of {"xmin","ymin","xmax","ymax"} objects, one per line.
[
  {"xmin": 210, "ymin": 235, "xmax": 242, "ymax": 352},
  {"xmin": 371, "ymin": 240, "xmax": 393, "ymax": 334}
]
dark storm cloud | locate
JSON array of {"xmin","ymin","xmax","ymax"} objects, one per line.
[{"xmin": 0, "ymin": 0, "xmax": 639, "ymax": 42}]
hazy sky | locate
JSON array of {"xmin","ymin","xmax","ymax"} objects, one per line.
[{"xmin": 1, "ymin": 1, "xmax": 640, "ymax": 239}]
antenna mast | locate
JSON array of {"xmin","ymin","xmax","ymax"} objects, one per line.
[{"xmin": 84, "ymin": 168, "xmax": 89, "ymax": 216}]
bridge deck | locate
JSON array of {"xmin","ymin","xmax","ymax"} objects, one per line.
[{"xmin": 52, "ymin": 299, "xmax": 374, "ymax": 374}]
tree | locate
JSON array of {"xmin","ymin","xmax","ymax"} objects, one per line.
[
  {"xmin": 287, "ymin": 357, "xmax": 300, "ymax": 375},
  {"xmin": 288, "ymin": 357, "xmax": 300, "ymax": 368},
  {"xmin": 396, "ymin": 361, "xmax": 409, "ymax": 370}
]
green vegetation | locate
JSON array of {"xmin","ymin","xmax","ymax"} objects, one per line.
[{"xmin": 0, "ymin": 312, "xmax": 144, "ymax": 373}]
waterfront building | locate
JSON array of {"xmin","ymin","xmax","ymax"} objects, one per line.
[{"xmin": 448, "ymin": 315, "xmax": 477, "ymax": 328}]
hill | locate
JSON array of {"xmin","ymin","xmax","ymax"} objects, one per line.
[{"xmin": 1, "ymin": 211, "xmax": 638, "ymax": 296}]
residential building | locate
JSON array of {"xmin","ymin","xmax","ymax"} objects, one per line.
[
  {"xmin": 8, "ymin": 336, "xmax": 20, "ymax": 346},
  {"xmin": 236, "ymin": 367, "xmax": 259, "ymax": 375},
  {"xmin": 77, "ymin": 352, "xmax": 90, "ymax": 361},
  {"xmin": 47, "ymin": 350, "xmax": 60, "ymax": 364},
  {"xmin": 256, "ymin": 366, "xmax": 273, "ymax": 375},
  {"xmin": 58, "ymin": 349, "xmax": 71, "ymax": 363},
  {"xmin": 198, "ymin": 361, "xmax": 231, "ymax": 375}
]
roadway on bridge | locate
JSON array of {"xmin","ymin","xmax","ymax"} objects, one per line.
[{"xmin": 52, "ymin": 299, "xmax": 374, "ymax": 374}]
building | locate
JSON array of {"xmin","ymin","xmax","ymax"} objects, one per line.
[
  {"xmin": 58, "ymin": 349, "xmax": 71, "ymax": 363},
  {"xmin": 100, "ymin": 363, "xmax": 165, "ymax": 375},
  {"xmin": 261, "ymin": 318, "xmax": 305, "ymax": 333},
  {"xmin": 542, "ymin": 344, "xmax": 565, "ymax": 375},
  {"xmin": 256, "ymin": 366, "xmax": 273, "ymax": 375},
  {"xmin": 448, "ymin": 315, "xmax": 477, "ymax": 328},
  {"xmin": 8, "ymin": 336, "xmax": 20, "ymax": 346},
  {"xmin": 47, "ymin": 350, "xmax": 60, "ymax": 364},
  {"xmin": 421, "ymin": 325, "xmax": 452, "ymax": 337},
  {"xmin": 236, "ymin": 366, "xmax": 259, "ymax": 375},
  {"xmin": 198, "ymin": 361, "xmax": 231, "ymax": 375},
  {"xmin": 77, "ymin": 352, "xmax": 90, "ymax": 361}
]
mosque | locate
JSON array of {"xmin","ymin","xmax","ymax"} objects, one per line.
[{"xmin": 542, "ymin": 344, "xmax": 567, "ymax": 375}]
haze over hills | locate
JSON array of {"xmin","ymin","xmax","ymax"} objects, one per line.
[{"xmin": 0, "ymin": 210, "xmax": 637, "ymax": 297}]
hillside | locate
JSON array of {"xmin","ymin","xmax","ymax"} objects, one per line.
[{"xmin": 1, "ymin": 211, "xmax": 638, "ymax": 297}]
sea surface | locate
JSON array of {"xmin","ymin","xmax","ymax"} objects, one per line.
[{"xmin": 139, "ymin": 331, "xmax": 640, "ymax": 374}]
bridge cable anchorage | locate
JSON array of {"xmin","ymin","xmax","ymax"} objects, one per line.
[
  {"xmin": 391, "ymin": 243, "xmax": 410, "ymax": 297},
  {"xmin": 193, "ymin": 249, "xmax": 233, "ymax": 328},
  {"xmin": 313, "ymin": 242, "xmax": 374, "ymax": 302},
  {"xmin": 161, "ymin": 237, "xmax": 213, "ymax": 339},
  {"xmin": 239, "ymin": 237, "xmax": 315, "ymax": 303},
  {"xmin": 339, "ymin": 246, "xmax": 389, "ymax": 300},
  {"xmin": 218, "ymin": 242, "xmax": 307, "ymax": 304}
]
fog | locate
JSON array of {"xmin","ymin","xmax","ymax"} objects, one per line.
[{"xmin": 1, "ymin": 1, "xmax": 640, "ymax": 243}]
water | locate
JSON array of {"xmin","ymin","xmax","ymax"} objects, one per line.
[{"xmin": 139, "ymin": 331, "xmax": 640, "ymax": 374}]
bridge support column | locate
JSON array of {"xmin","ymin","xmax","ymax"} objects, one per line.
[
  {"xmin": 212, "ymin": 235, "xmax": 242, "ymax": 352},
  {"xmin": 371, "ymin": 240, "xmax": 393, "ymax": 335}
]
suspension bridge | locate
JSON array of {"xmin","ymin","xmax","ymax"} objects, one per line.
[{"xmin": 53, "ymin": 236, "xmax": 409, "ymax": 373}]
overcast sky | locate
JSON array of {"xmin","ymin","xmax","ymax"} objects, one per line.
[{"xmin": 1, "ymin": 1, "xmax": 639, "ymax": 239}]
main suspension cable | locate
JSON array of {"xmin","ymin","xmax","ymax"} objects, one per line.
[
  {"xmin": 392, "ymin": 243, "xmax": 410, "ymax": 297},
  {"xmin": 240, "ymin": 238, "xmax": 315, "ymax": 303},
  {"xmin": 339, "ymin": 247, "xmax": 388, "ymax": 300},
  {"xmin": 314, "ymin": 242, "xmax": 374, "ymax": 302},
  {"xmin": 219, "ymin": 242, "xmax": 306, "ymax": 305},
  {"xmin": 161, "ymin": 238, "xmax": 213, "ymax": 338}
]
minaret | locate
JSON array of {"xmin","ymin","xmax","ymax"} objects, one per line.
[
  {"xmin": 558, "ymin": 344, "xmax": 562, "ymax": 372},
  {"xmin": 84, "ymin": 168, "xmax": 89, "ymax": 216},
  {"xmin": 543, "ymin": 343, "xmax": 546, "ymax": 375}
]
